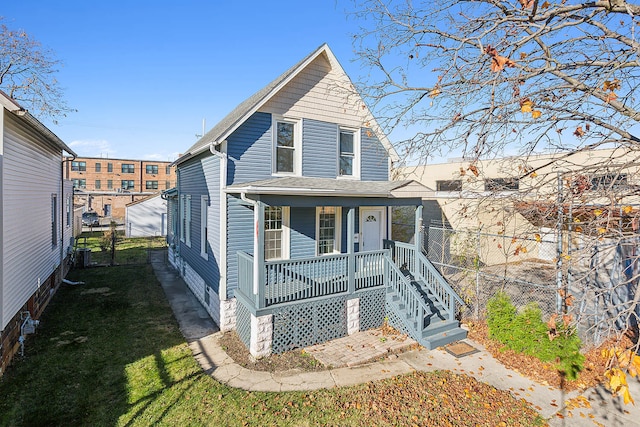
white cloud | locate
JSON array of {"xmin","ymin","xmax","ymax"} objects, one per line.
[
  {"xmin": 68, "ymin": 139, "xmax": 116, "ymax": 158},
  {"xmin": 142, "ymin": 152, "xmax": 181, "ymax": 162}
]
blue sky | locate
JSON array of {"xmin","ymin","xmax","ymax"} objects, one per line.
[{"xmin": 3, "ymin": 1, "xmax": 366, "ymax": 161}]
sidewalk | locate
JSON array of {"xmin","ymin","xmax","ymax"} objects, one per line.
[{"xmin": 150, "ymin": 250, "xmax": 640, "ymax": 427}]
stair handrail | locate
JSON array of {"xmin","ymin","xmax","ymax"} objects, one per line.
[
  {"xmin": 414, "ymin": 250, "xmax": 464, "ymax": 321},
  {"xmin": 384, "ymin": 253, "xmax": 432, "ymax": 337}
]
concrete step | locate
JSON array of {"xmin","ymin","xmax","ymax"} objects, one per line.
[{"xmin": 422, "ymin": 327, "xmax": 468, "ymax": 350}]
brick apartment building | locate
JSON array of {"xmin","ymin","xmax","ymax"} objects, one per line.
[{"xmin": 64, "ymin": 156, "xmax": 176, "ymax": 221}]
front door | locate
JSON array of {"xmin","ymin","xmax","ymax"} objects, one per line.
[{"xmin": 360, "ymin": 208, "xmax": 384, "ymax": 252}]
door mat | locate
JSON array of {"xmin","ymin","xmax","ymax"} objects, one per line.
[{"xmin": 444, "ymin": 341, "xmax": 479, "ymax": 358}]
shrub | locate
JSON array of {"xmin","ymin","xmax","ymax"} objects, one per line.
[{"xmin": 486, "ymin": 292, "xmax": 584, "ymax": 380}]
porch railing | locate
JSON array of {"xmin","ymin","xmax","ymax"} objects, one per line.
[
  {"xmin": 384, "ymin": 240, "xmax": 463, "ymax": 322},
  {"xmin": 385, "ymin": 253, "xmax": 431, "ymax": 336},
  {"xmin": 237, "ymin": 251, "xmax": 255, "ymax": 304},
  {"xmin": 237, "ymin": 250, "xmax": 387, "ymax": 308}
]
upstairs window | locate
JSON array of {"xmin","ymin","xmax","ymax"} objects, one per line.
[
  {"xmin": 71, "ymin": 161, "xmax": 86, "ymax": 171},
  {"xmin": 107, "ymin": 163, "xmax": 113, "ymax": 172},
  {"xmin": 338, "ymin": 128, "xmax": 359, "ymax": 177},
  {"xmin": 95, "ymin": 180, "xmax": 101, "ymax": 189},
  {"xmin": 146, "ymin": 181, "xmax": 158, "ymax": 190},
  {"xmin": 95, "ymin": 162, "xmax": 102, "ymax": 172},
  {"xmin": 122, "ymin": 164, "xmax": 135, "ymax": 174},
  {"xmin": 146, "ymin": 164, "xmax": 158, "ymax": 174},
  {"xmin": 107, "ymin": 180, "xmax": 113, "ymax": 189},
  {"xmin": 273, "ymin": 119, "xmax": 299, "ymax": 174},
  {"xmin": 436, "ymin": 180, "xmax": 462, "ymax": 192},
  {"xmin": 166, "ymin": 165, "xmax": 172, "ymax": 175},
  {"xmin": 591, "ymin": 173, "xmax": 628, "ymax": 190},
  {"xmin": 485, "ymin": 178, "xmax": 519, "ymax": 191},
  {"xmin": 72, "ymin": 179, "xmax": 86, "ymax": 189}
]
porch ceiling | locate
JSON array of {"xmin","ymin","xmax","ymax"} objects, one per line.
[{"xmin": 225, "ymin": 177, "xmax": 433, "ymax": 199}]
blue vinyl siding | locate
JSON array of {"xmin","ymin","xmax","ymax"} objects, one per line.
[
  {"xmin": 178, "ymin": 154, "xmax": 221, "ymax": 293},
  {"xmin": 289, "ymin": 207, "xmax": 316, "ymax": 258},
  {"xmin": 360, "ymin": 128, "xmax": 389, "ymax": 181},
  {"xmin": 226, "ymin": 195, "xmax": 255, "ymax": 297},
  {"xmin": 302, "ymin": 119, "xmax": 337, "ymax": 178},
  {"xmin": 227, "ymin": 112, "xmax": 272, "ymax": 185}
]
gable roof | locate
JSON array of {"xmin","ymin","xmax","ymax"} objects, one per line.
[
  {"xmin": 175, "ymin": 43, "xmax": 398, "ymax": 165},
  {"xmin": 0, "ymin": 90, "xmax": 76, "ymax": 156}
]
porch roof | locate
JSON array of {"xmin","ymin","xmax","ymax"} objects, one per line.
[{"xmin": 225, "ymin": 177, "xmax": 433, "ymax": 198}]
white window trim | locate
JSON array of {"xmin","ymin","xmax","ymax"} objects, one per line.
[
  {"xmin": 185, "ymin": 195, "xmax": 192, "ymax": 247},
  {"xmin": 200, "ymin": 195, "xmax": 209, "ymax": 260},
  {"xmin": 179, "ymin": 195, "xmax": 185, "ymax": 243},
  {"xmin": 272, "ymin": 116, "xmax": 302, "ymax": 176},
  {"xmin": 336, "ymin": 126, "xmax": 361, "ymax": 179},
  {"xmin": 264, "ymin": 206, "xmax": 290, "ymax": 260},
  {"xmin": 315, "ymin": 206, "xmax": 342, "ymax": 256}
]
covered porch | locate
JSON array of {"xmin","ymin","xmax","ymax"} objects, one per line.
[{"xmin": 227, "ymin": 177, "xmax": 464, "ymax": 357}]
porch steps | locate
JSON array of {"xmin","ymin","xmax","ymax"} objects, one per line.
[{"xmin": 386, "ymin": 279, "xmax": 467, "ymax": 351}]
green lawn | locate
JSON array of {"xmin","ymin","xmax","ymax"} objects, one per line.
[
  {"xmin": 76, "ymin": 231, "xmax": 166, "ymax": 265},
  {"xmin": 0, "ymin": 240, "xmax": 545, "ymax": 426}
]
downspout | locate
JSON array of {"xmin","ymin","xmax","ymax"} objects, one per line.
[{"xmin": 210, "ymin": 142, "xmax": 229, "ymax": 300}]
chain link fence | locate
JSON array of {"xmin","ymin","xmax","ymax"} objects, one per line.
[{"xmin": 425, "ymin": 222, "xmax": 559, "ymax": 320}]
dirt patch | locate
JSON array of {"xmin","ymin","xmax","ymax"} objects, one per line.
[
  {"xmin": 218, "ymin": 331, "xmax": 327, "ymax": 373},
  {"xmin": 466, "ymin": 320, "xmax": 607, "ymax": 391}
]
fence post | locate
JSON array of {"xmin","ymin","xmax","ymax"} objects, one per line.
[
  {"xmin": 475, "ymin": 228, "xmax": 481, "ymax": 320},
  {"xmin": 414, "ymin": 205, "xmax": 423, "ymax": 272}
]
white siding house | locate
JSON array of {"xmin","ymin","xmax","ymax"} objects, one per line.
[
  {"xmin": 0, "ymin": 92, "xmax": 76, "ymax": 374},
  {"xmin": 125, "ymin": 193, "xmax": 167, "ymax": 237}
]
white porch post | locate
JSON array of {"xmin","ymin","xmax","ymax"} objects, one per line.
[
  {"xmin": 347, "ymin": 207, "xmax": 355, "ymax": 295},
  {"xmin": 346, "ymin": 207, "xmax": 359, "ymax": 334},
  {"xmin": 254, "ymin": 201, "xmax": 265, "ymax": 309}
]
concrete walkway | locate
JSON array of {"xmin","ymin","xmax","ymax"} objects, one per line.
[{"xmin": 150, "ymin": 250, "xmax": 640, "ymax": 427}]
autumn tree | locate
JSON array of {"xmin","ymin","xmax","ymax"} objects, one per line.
[
  {"xmin": 0, "ymin": 17, "xmax": 72, "ymax": 120},
  {"xmin": 351, "ymin": 0, "xmax": 640, "ymax": 402}
]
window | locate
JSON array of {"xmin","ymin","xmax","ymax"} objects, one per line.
[
  {"xmin": 95, "ymin": 180, "xmax": 101, "ymax": 189},
  {"xmin": 122, "ymin": 163, "xmax": 135, "ymax": 173},
  {"xmin": 338, "ymin": 128, "xmax": 359, "ymax": 177},
  {"xmin": 107, "ymin": 163, "xmax": 113, "ymax": 173},
  {"xmin": 146, "ymin": 164, "xmax": 158, "ymax": 174},
  {"xmin": 316, "ymin": 207, "xmax": 341, "ymax": 255},
  {"xmin": 265, "ymin": 207, "xmax": 283, "ymax": 260},
  {"xmin": 71, "ymin": 161, "xmax": 86, "ymax": 171},
  {"xmin": 165, "ymin": 180, "xmax": 171, "ymax": 189},
  {"xmin": 180, "ymin": 195, "xmax": 192, "ymax": 246},
  {"xmin": 484, "ymin": 178, "xmax": 519, "ymax": 191},
  {"xmin": 121, "ymin": 180, "xmax": 135, "ymax": 190},
  {"xmin": 51, "ymin": 194, "xmax": 57, "ymax": 246},
  {"xmin": 66, "ymin": 196, "xmax": 71, "ymax": 227},
  {"xmin": 146, "ymin": 181, "xmax": 158, "ymax": 190},
  {"xmin": 95, "ymin": 162, "xmax": 101, "ymax": 172},
  {"xmin": 107, "ymin": 180, "xmax": 113, "ymax": 189},
  {"xmin": 436, "ymin": 180, "xmax": 462, "ymax": 192},
  {"xmin": 166, "ymin": 165, "xmax": 171, "ymax": 175},
  {"xmin": 72, "ymin": 179, "xmax": 86, "ymax": 189},
  {"xmin": 591, "ymin": 173, "xmax": 628, "ymax": 190},
  {"xmin": 201, "ymin": 196, "xmax": 209, "ymax": 258},
  {"xmin": 274, "ymin": 119, "xmax": 299, "ymax": 174}
]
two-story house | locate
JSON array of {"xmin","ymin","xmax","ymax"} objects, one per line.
[{"xmin": 169, "ymin": 44, "xmax": 465, "ymax": 357}]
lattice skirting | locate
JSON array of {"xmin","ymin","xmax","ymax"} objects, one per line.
[
  {"xmin": 272, "ymin": 295, "xmax": 348, "ymax": 354},
  {"xmin": 385, "ymin": 300, "xmax": 411, "ymax": 336},
  {"xmin": 236, "ymin": 301, "xmax": 251, "ymax": 349},
  {"xmin": 359, "ymin": 288, "xmax": 387, "ymax": 331}
]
